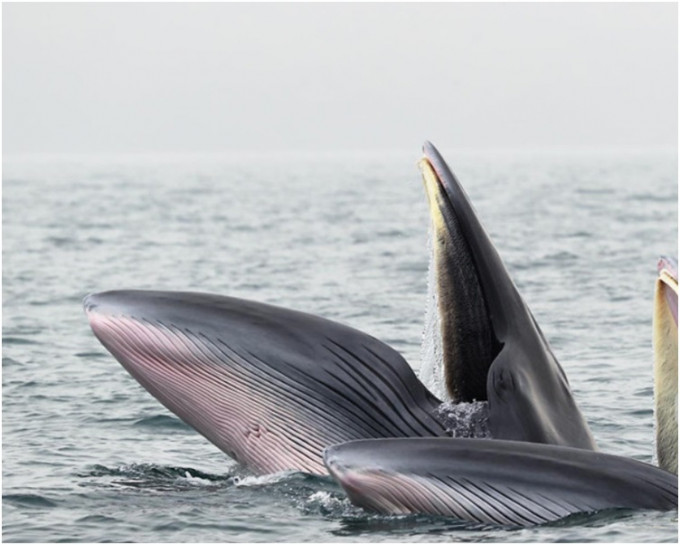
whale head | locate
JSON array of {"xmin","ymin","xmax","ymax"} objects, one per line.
[{"xmin": 417, "ymin": 142, "xmax": 595, "ymax": 449}]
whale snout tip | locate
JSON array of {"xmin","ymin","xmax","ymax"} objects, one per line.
[
  {"xmin": 658, "ymin": 255, "xmax": 678, "ymax": 279},
  {"xmin": 83, "ymin": 290, "xmax": 125, "ymax": 316},
  {"xmin": 422, "ymin": 140, "xmax": 437, "ymax": 154},
  {"xmin": 322, "ymin": 446, "xmax": 337, "ymax": 466},
  {"xmin": 83, "ymin": 292, "xmax": 99, "ymax": 313},
  {"xmin": 322, "ymin": 445, "xmax": 347, "ymax": 479},
  {"xmin": 322, "ymin": 443, "xmax": 368, "ymax": 480}
]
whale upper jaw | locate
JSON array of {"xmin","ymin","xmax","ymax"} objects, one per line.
[{"xmin": 419, "ymin": 142, "xmax": 596, "ymax": 450}]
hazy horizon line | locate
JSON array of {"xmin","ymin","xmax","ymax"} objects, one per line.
[{"xmin": 3, "ymin": 145, "xmax": 678, "ymax": 163}]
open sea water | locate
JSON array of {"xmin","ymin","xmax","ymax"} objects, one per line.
[{"xmin": 3, "ymin": 149, "xmax": 678, "ymax": 542}]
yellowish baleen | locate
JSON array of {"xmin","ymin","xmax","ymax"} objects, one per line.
[{"xmin": 653, "ymin": 266, "xmax": 678, "ymax": 474}]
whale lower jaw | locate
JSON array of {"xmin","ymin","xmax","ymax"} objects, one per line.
[
  {"xmin": 88, "ymin": 309, "xmax": 327, "ymax": 474},
  {"xmin": 324, "ymin": 438, "xmax": 678, "ymax": 526},
  {"xmin": 84, "ymin": 289, "xmax": 448, "ymax": 476}
]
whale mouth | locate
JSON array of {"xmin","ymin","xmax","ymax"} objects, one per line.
[
  {"xmin": 416, "ymin": 142, "xmax": 595, "ymax": 450},
  {"xmin": 418, "ymin": 146, "xmax": 502, "ymax": 403}
]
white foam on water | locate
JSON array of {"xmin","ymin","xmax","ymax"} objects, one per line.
[
  {"xmin": 176, "ymin": 471, "xmax": 213, "ymax": 487},
  {"xmin": 231, "ymin": 470, "xmax": 295, "ymax": 488},
  {"xmin": 435, "ymin": 400, "xmax": 491, "ymax": 438},
  {"xmin": 307, "ymin": 491, "xmax": 344, "ymax": 509}
]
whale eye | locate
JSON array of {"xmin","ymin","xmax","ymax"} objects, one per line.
[{"xmin": 492, "ymin": 367, "xmax": 516, "ymax": 399}]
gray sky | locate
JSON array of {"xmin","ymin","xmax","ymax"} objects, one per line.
[{"xmin": 3, "ymin": 3, "xmax": 677, "ymax": 154}]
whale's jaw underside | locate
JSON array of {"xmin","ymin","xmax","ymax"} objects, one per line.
[
  {"xmin": 324, "ymin": 437, "xmax": 678, "ymax": 527},
  {"xmin": 84, "ymin": 289, "xmax": 447, "ymax": 475}
]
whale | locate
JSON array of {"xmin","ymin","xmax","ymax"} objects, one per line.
[
  {"xmin": 83, "ymin": 141, "xmax": 593, "ymax": 473},
  {"xmin": 84, "ymin": 142, "xmax": 677, "ymax": 526},
  {"xmin": 416, "ymin": 142, "xmax": 595, "ymax": 449},
  {"xmin": 324, "ymin": 146, "xmax": 678, "ymax": 525}
]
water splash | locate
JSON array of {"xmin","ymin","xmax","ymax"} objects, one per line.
[
  {"xmin": 176, "ymin": 471, "xmax": 214, "ymax": 487},
  {"xmin": 304, "ymin": 490, "xmax": 351, "ymax": 514},
  {"xmin": 434, "ymin": 400, "xmax": 491, "ymax": 438},
  {"xmin": 231, "ymin": 470, "xmax": 296, "ymax": 488},
  {"xmin": 80, "ymin": 463, "xmax": 233, "ymax": 490}
]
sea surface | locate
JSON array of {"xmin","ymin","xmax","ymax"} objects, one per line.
[{"xmin": 3, "ymin": 148, "xmax": 678, "ymax": 542}]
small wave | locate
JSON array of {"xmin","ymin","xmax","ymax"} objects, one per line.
[
  {"xmin": 628, "ymin": 193, "xmax": 673, "ymax": 203},
  {"xmin": 545, "ymin": 250, "xmax": 579, "ymax": 262},
  {"xmin": 75, "ymin": 514, "xmax": 120, "ymax": 524},
  {"xmin": 74, "ymin": 351, "xmax": 108, "ymax": 359},
  {"xmin": 81, "ymin": 463, "xmax": 233, "ymax": 490},
  {"xmin": 175, "ymin": 471, "xmax": 216, "ymax": 487},
  {"xmin": 2, "ymin": 337, "xmax": 38, "ymax": 346},
  {"xmin": 546, "ymin": 508, "xmax": 634, "ymax": 529},
  {"xmin": 576, "ymin": 187, "xmax": 615, "ymax": 196},
  {"xmin": 2, "ymin": 357, "xmax": 22, "ymax": 367},
  {"xmin": 301, "ymin": 490, "xmax": 355, "ymax": 517},
  {"xmin": 628, "ymin": 408, "xmax": 653, "ymax": 418},
  {"xmin": 635, "ymin": 386, "xmax": 654, "ymax": 397},
  {"xmin": 376, "ymin": 228, "xmax": 407, "ymax": 239},
  {"xmin": 46, "ymin": 236, "xmax": 76, "ymax": 247},
  {"xmin": 3, "ymin": 493, "xmax": 57, "ymax": 509},
  {"xmin": 232, "ymin": 470, "xmax": 297, "ymax": 488},
  {"xmin": 132, "ymin": 414, "xmax": 191, "ymax": 430},
  {"xmin": 332, "ymin": 512, "xmax": 493, "ymax": 537},
  {"xmin": 562, "ymin": 230, "xmax": 593, "ymax": 239}
]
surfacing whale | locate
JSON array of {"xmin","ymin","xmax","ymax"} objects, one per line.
[
  {"xmin": 84, "ymin": 142, "xmax": 677, "ymax": 526},
  {"xmin": 323, "ymin": 144, "xmax": 676, "ymax": 524},
  {"xmin": 417, "ymin": 142, "xmax": 595, "ymax": 449},
  {"xmin": 83, "ymin": 141, "xmax": 592, "ymax": 472}
]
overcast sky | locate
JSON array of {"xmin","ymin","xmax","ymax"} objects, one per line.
[{"xmin": 3, "ymin": 3, "xmax": 677, "ymax": 154}]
